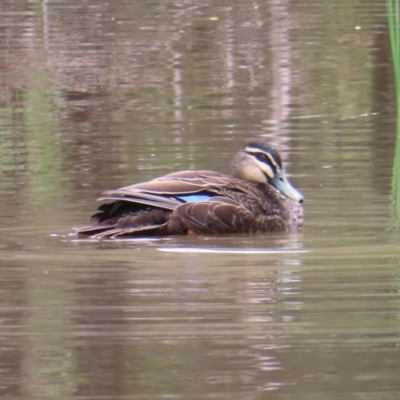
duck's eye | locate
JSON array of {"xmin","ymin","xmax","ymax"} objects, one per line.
[{"xmin": 256, "ymin": 153, "xmax": 269, "ymax": 163}]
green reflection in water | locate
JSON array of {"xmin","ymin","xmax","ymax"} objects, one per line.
[
  {"xmin": 25, "ymin": 69, "xmax": 64, "ymax": 204},
  {"xmin": 388, "ymin": 0, "xmax": 400, "ymax": 104},
  {"xmin": 387, "ymin": 0, "xmax": 400, "ymax": 229}
]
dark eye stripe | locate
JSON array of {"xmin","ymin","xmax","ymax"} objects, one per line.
[{"xmin": 247, "ymin": 151, "xmax": 278, "ymax": 173}]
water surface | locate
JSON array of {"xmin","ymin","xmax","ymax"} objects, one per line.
[{"xmin": 0, "ymin": 1, "xmax": 400, "ymax": 399}]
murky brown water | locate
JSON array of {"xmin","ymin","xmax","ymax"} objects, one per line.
[{"xmin": 1, "ymin": 0, "xmax": 400, "ymax": 399}]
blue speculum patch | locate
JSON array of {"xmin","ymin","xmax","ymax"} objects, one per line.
[{"xmin": 175, "ymin": 194, "xmax": 211, "ymax": 203}]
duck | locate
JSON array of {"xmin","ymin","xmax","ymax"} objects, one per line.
[{"xmin": 74, "ymin": 139, "xmax": 304, "ymax": 239}]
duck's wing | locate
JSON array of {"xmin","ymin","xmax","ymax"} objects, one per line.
[
  {"xmin": 78, "ymin": 171, "xmax": 233, "ymax": 230},
  {"xmin": 97, "ymin": 170, "xmax": 230, "ymax": 210}
]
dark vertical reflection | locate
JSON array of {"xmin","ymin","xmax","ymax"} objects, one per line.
[
  {"xmin": 71, "ymin": 263, "xmax": 132, "ymax": 396},
  {"xmin": 371, "ymin": 14, "xmax": 397, "ymax": 195},
  {"xmin": 0, "ymin": 261, "xmax": 26, "ymax": 397}
]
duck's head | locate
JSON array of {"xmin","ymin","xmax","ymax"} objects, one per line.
[{"xmin": 231, "ymin": 139, "xmax": 304, "ymax": 203}]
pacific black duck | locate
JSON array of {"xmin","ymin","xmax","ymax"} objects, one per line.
[{"xmin": 74, "ymin": 139, "xmax": 304, "ymax": 238}]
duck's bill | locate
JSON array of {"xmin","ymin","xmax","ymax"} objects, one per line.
[{"xmin": 271, "ymin": 171, "xmax": 304, "ymax": 203}]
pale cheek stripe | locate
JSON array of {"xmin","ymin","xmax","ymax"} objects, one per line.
[
  {"xmin": 265, "ymin": 154, "xmax": 280, "ymax": 171},
  {"xmin": 254, "ymin": 159, "xmax": 274, "ymax": 179}
]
